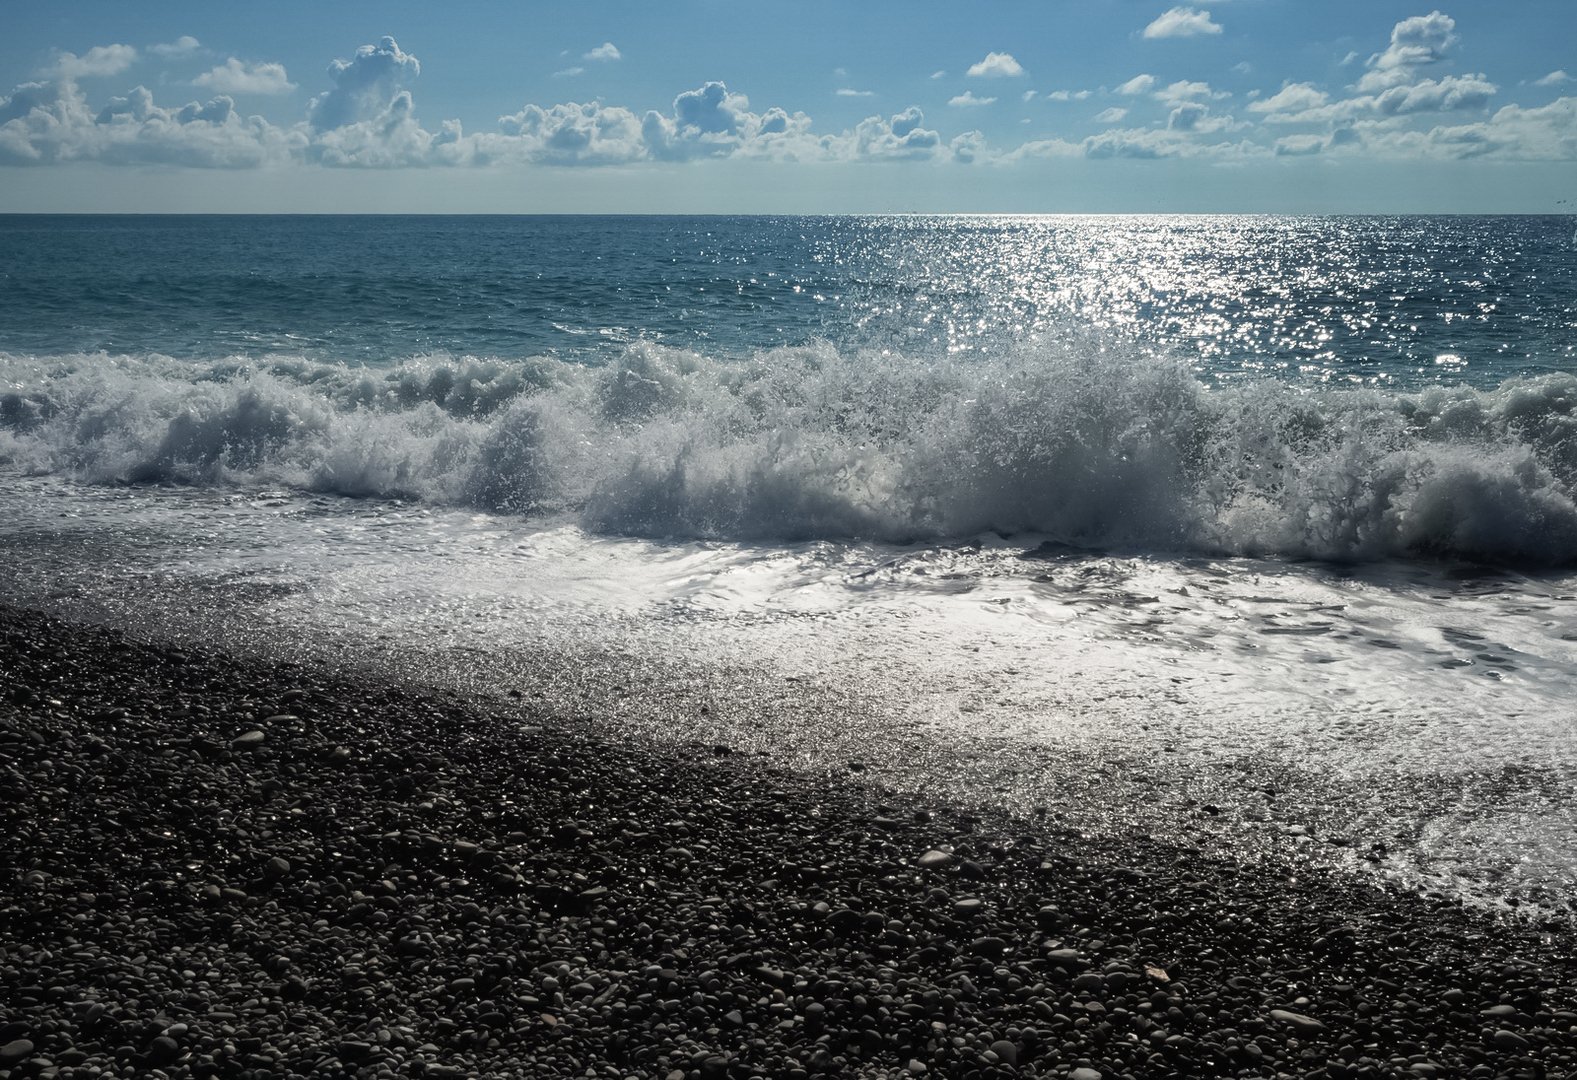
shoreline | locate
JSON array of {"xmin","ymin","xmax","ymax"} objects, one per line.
[{"xmin": 1, "ymin": 605, "xmax": 1574, "ymax": 1078}]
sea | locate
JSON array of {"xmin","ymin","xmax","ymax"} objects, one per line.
[{"xmin": 3, "ymin": 213, "xmax": 1576, "ymax": 913}]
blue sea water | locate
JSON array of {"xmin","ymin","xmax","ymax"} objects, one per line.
[
  {"xmin": 3, "ymin": 214, "xmax": 1574, "ymax": 381},
  {"xmin": 2, "ymin": 213, "xmax": 1576, "ymax": 562},
  {"xmin": 4, "ymin": 214, "xmax": 1577, "ymax": 907}
]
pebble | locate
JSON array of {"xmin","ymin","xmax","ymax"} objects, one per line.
[
  {"xmin": 1268, "ymin": 1008, "xmax": 1326, "ymax": 1034},
  {"xmin": 0, "ymin": 605, "xmax": 1572, "ymax": 1080},
  {"xmin": 0, "ymin": 1040, "xmax": 34, "ymax": 1066}
]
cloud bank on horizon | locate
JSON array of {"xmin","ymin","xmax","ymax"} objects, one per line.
[{"xmin": 0, "ymin": 5, "xmax": 1572, "ymax": 198}]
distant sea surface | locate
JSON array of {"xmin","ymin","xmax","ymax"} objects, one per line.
[{"xmin": 3, "ymin": 214, "xmax": 1577, "ymax": 909}]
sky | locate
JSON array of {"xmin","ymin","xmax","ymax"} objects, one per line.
[{"xmin": 0, "ymin": 1, "xmax": 1572, "ymax": 213}]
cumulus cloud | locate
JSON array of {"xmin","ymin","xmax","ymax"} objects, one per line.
[
  {"xmin": 149, "ymin": 36, "xmax": 201, "ymax": 59},
  {"xmin": 1168, "ymin": 102, "xmax": 1210, "ymax": 130},
  {"xmin": 0, "ymin": 74, "xmax": 302, "ymax": 169},
  {"xmin": 1372, "ymin": 74, "xmax": 1495, "ymax": 116},
  {"xmin": 842, "ymin": 106, "xmax": 944, "ymax": 160},
  {"xmin": 1155, "ymin": 80, "xmax": 1228, "ymax": 104},
  {"xmin": 1082, "ymin": 125, "xmax": 1246, "ymax": 159},
  {"xmin": 55, "ymin": 45, "xmax": 138, "ymax": 79},
  {"xmin": 1258, "ymin": 74, "xmax": 1497, "ymax": 124},
  {"xmin": 1046, "ymin": 89, "xmax": 1092, "ymax": 102},
  {"xmin": 948, "ymin": 130, "xmax": 986, "ymax": 163},
  {"xmin": 1357, "ymin": 11, "xmax": 1456, "ymax": 92},
  {"xmin": 1142, "ymin": 8, "xmax": 1222, "ymax": 40},
  {"xmin": 967, "ymin": 52, "xmax": 1024, "ymax": 78},
  {"xmin": 948, "ymin": 91, "xmax": 996, "ymax": 107},
  {"xmin": 1094, "ymin": 107, "xmax": 1128, "ymax": 123},
  {"xmin": 309, "ymin": 36, "xmax": 419, "ymax": 131},
  {"xmin": 1274, "ymin": 133, "xmax": 1326, "ymax": 156},
  {"xmin": 1116, "ymin": 74, "xmax": 1157, "ymax": 96},
  {"xmin": 1368, "ymin": 11, "xmax": 1455, "ymax": 73},
  {"xmin": 492, "ymin": 101, "xmax": 644, "ymax": 164},
  {"xmin": 584, "ymin": 42, "xmax": 621, "ymax": 62},
  {"xmin": 1535, "ymin": 70, "xmax": 1571, "ymax": 87},
  {"xmin": 195, "ymin": 59, "xmax": 295, "ymax": 96},
  {"xmin": 1248, "ymin": 82, "xmax": 1329, "ymax": 115},
  {"xmin": 642, "ymin": 82, "xmax": 775, "ymax": 161}
]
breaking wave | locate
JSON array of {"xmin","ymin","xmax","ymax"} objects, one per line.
[{"xmin": 3, "ymin": 343, "xmax": 1576, "ymax": 565}]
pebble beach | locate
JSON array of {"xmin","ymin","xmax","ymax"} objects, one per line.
[{"xmin": 2, "ymin": 604, "xmax": 1574, "ymax": 1080}]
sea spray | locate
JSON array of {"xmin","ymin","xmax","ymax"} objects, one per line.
[{"xmin": 2, "ymin": 343, "xmax": 1575, "ymax": 564}]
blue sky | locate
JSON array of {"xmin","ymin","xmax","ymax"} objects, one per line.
[{"xmin": 1, "ymin": 1, "xmax": 1572, "ymax": 212}]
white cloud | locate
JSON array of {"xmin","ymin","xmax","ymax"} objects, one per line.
[
  {"xmin": 1094, "ymin": 107, "xmax": 1128, "ymax": 123},
  {"xmin": 1354, "ymin": 96, "xmax": 1577, "ymax": 161},
  {"xmin": 1368, "ymin": 11, "xmax": 1455, "ymax": 74},
  {"xmin": 1022, "ymin": 90, "xmax": 1037, "ymax": 102},
  {"xmin": 1046, "ymin": 89, "xmax": 1092, "ymax": 102},
  {"xmin": 1247, "ymin": 82, "xmax": 1329, "ymax": 115},
  {"xmin": 1262, "ymin": 75, "xmax": 1497, "ymax": 124},
  {"xmin": 195, "ymin": 59, "xmax": 295, "ymax": 96},
  {"xmin": 836, "ymin": 88, "xmax": 874, "ymax": 98},
  {"xmin": 1081, "ymin": 125, "xmax": 1250, "ymax": 160},
  {"xmin": 1340, "ymin": 51, "xmax": 1360, "ymax": 67},
  {"xmin": 584, "ymin": 42, "xmax": 621, "ymax": 62},
  {"xmin": 1142, "ymin": 7, "xmax": 1223, "ymax": 40},
  {"xmin": 1357, "ymin": 11, "xmax": 1457, "ymax": 91},
  {"xmin": 949, "ymin": 130, "xmax": 986, "ymax": 162},
  {"xmin": 553, "ymin": 67, "xmax": 585, "ymax": 78},
  {"xmin": 1116, "ymin": 74, "xmax": 1157, "ymax": 96},
  {"xmin": 1232, "ymin": 61, "xmax": 1253, "ymax": 76},
  {"xmin": 967, "ymin": 52, "xmax": 1024, "ymax": 78},
  {"xmin": 930, "ymin": 70, "xmax": 946, "ymax": 80},
  {"xmin": 1168, "ymin": 101, "xmax": 1209, "ymax": 130},
  {"xmin": 842, "ymin": 106, "xmax": 945, "ymax": 160},
  {"xmin": 492, "ymin": 101, "xmax": 644, "ymax": 164},
  {"xmin": 149, "ymin": 36, "xmax": 201, "ymax": 59},
  {"xmin": 0, "ymin": 76, "xmax": 302, "ymax": 169},
  {"xmin": 54, "ymin": 44, "xmax": 138, "ymax": 79},
  {"xmin": 1155, "ymin": 80, "xmax": 1228, "ymax": 104},
  {"xmin": 1274, "ymin": 133, "xmax": 1326, "ymax": 156},
  {"xmin": 643, "ymin": 81, "xmax": 757, "ymax": 160},
  {"xmin": 309, "ymin": 36, "xmax": 419, "ymax": 132},
  {"xmin": 1372, "ymin": 74, "xmax": 1495, "ymax": 116},
  {"xmin": 1535, "ymin": 70, "xmax": 1571, "ymax": 87},
  {"xmin": 948, "ymin": 91, "xmax": 996, "ymax": 107}
]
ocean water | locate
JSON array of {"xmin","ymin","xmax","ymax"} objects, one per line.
[{"xmin": 3, "ymin": 213, "xmax": 1577, "ymax": 909}]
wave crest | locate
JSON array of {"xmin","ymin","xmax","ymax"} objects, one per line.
[{"xmin": 2, "ymin": 345, "xmax": 1575, "ymax": 565}]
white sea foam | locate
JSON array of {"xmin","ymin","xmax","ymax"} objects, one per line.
[{"xmin": 3, "ymin": 343, "xmax": 1575, "ymax": 564}]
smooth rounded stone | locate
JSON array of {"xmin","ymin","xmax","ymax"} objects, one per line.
[
  {"xmin": 147, "ymin": 1035, "xmax": 180, "ymax": 1062},
  {"xmin": 969, "ymin": 935, "xmax": 1009, "ymax": 959},
  {"xmin": 231, "ymin": 730, "xmax": 266, "ymax": 749},
  {"xmin": 1071, "ymin": 1068, "xmax": 1102, "ymax": 1080},
  {"xmin": 953, "ymin": 898, "xmax": 985, "ymax": 916},
  {"xmin": 264, "ymin": 856, "xmax": 291, "ymax": 879},
  {"xmin": 1268, "ymin": 1008, "xmax": 1326, "ymax": 1034},
  {"xmin": 1492, "ymin": 1029, "xmax": 1530, "ymax": 1051},
  {"xmin": 338, "ymin": 1040, "xmax": 374, "ymax": 1061},
  {"xmin": 0, "ymin": 1040, "xmax": 34, "ymax": 1066},
  {"xmin": 916, "ymin": 850, "xmax": 954, "ymax": 870},
  {"xmin": 988, "ymin": 1040, "xmax": 1018, "ymax": 1066}
]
